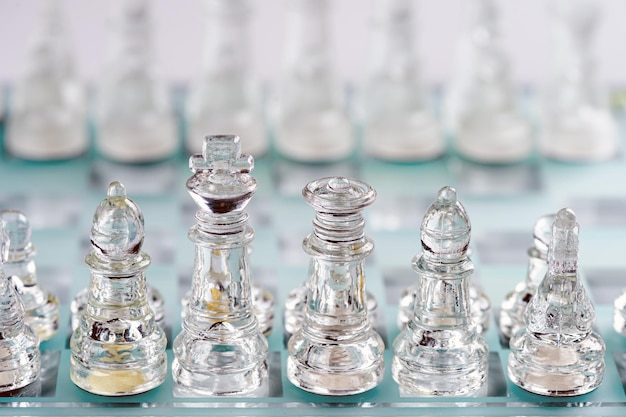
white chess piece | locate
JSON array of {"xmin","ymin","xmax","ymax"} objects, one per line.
[
  {"xmin": 540, "ymin": 0, "xmax": 618, "ymax": 161},
  {"xmin": 6, "ymin": 0, "xmax": 88, "ymax": 160}
]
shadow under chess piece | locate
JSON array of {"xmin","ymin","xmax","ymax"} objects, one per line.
[
  {"xmin": 444, "ymin": 0, "xmax": 532, "ymax": 163},
  {"xmin": 287, "ymin": 177, "xmax": 384, "ymax": 395},
  {"xmin": 172, "ymin": 135, "xmax": 268, "ymax": 397},
  {"xmin": 361, "ymin": 0, "xmax": 444, "ymax": 161},
  {"xmin": 0, "ymin": 221, "xmax": 41, "ymax": 394},
  {"xmin": 499, "ymin": 214, "xmax": 555, "ymax": 345},
  {"xmin": 0, "ymin": 210, "xmax": 59, "ymax": 342},
  {"xmin": 272, "ymin": 0, "xmax": 354, "ymax": 162},
  {"xmin": 508, "ymin": 209, "xmax": 605, "ymax": 396},
  {"xmin": 186, "ymin": 0, "xmax": 267, "ymax": 158},
  {"xmin": 6, "ymin": 0, "xmax": 87, "ymax": 160},
  {"xmin": 392, "ymin": 187, "xmax": 489, "ymax": 396},
  {"xmin": 70, "ymin": 181, "xmax": 167, "ymax": 396}
]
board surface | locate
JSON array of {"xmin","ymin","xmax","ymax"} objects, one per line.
[{"xmin": 1, "ymin": 114, "xmax": 626, "ymax": 416}]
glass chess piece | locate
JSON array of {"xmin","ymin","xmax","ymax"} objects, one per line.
[
  {"xmin": 508, "ymin": 208, "xmax": 605, "ymax": 396},
  {"xmin": 172, "ymin": 135, "xmax": 268, "ymax": 397},
  {"xmin": 444, "ymin": 0, "xmax": 532, "ymax": 163},
  {"xmin": 95, "ymin": 0, "xmax": 178, "ymax": 162},
  {"xmin": 70, "ymin": 181, "xmax": 167, "ymax": 396},
  {"xmin": 396, "ymin": 247, "xmax": 491, "ymax": 335},
  {"xmin": 272, "ymin": 0, "xmax": 354, "ymax": 162},
  {"xmin": 186, "ymin": 0, "xmax": 267, "ymax": 158},
  {"xmin": 0, "ymin": 220, "xmax": 41, "ymax": 395},
  {"xmin": 70, "ymin": 281, "xmax": 164, "ymax": 332},
  {"xmin": 499, "ymin": 214, "xmax": 555, "ymax": 344},
  {"xmin": 540, "ymin": 0, "xmax": 618, "ymax": 161},
  {"xmin": 360, "ymin": 0, "xmax": 444, "ymax": 161},
  {"xmin": 0, "ymin": 210, "xmax": 59, "ymax": 342},
  {"xmin": 6, "ymin": 0, "xmax": 87, "ymax": 160},
  {"xmin": 283, "ymin": 283, "xmax": 378, "ymax": 340},
  {"xmin": 181, "ymin": 284, "xmax": 275, "ymax": 337},
  {"xmin": 614, "ymin": 287, "xmax": 626, "ymax": 337},
  {"xmin": 396, "ymin": 277, "xmax": 490, "ymax": 334},
  {"xmin": 287, "ymin": 177, "xmax": 384, "ymax": 395},
  {"xmin": 392, "ymin": 187, "xmax": 489, "ymax": 396}
]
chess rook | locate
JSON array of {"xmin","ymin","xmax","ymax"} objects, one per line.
[
  {"xmin": 0, "ymin": 210, "xmax": 59, "ymax": 342},
  {"xmin": 287, "ymin": 177, "xmax": 384, "ymax": 396},
  {"xmin": 172, "ymin": 135, "xmax": 269, "ymax": 397},
  {"xmin": 508, "ymin": 209, "xmax": 605, "ymax": 396},
  {"xmin": 392, "ymin": 187, "xmax": 489, "ymax": 396},
  {"xmin": 70, "ymin": 182, "xmax": 167, "ymax": 396}
]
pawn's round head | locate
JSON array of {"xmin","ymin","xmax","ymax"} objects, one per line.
[
  {"xmin": 0, "ymin": 210, "xmax": 32, "ymax": 253},
  {"xmin": 421, "ymin": 186, "xmax": 471, "ymax": 262},
  {"xmin": 90, "ymin": 182, "xmax": 144, "ymax": 261}
]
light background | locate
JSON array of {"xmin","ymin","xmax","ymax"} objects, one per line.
[{"xmin": 0, "ymin": 0, "xmax": 624, "ymax": 87}]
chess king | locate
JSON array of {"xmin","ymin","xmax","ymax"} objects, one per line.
[
  {"xmin": 172, "ymin": 135, "xmax": 268, "ymax": 396},
  {"xmin": 70, "ymin": 182, "xmax": 167, "ymax": 396}
]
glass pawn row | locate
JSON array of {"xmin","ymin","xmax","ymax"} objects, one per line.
[{"xmin": 4, "ymin": 0, "xmax": 617, "ymax": 164}]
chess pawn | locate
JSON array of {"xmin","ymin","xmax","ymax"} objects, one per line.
[
  {"xmin": 499, "ymin": 214, "xmax": 554, "ymax": 343},
  {"xmin": 444, "ymin": 0, "xmax": 532, "ymax": 163},
  {"xmin": 186, "ymin": 0, "xmax": 267, "ymax": 158},
  {"xmin": 172, "ymin": 135, "xmax": 268, "ymax": 396},
  {"xmin": 540, "ymin": 0, "xmax": 618, "ymax": 161},
  {"xmin": 392, "ymin": 187, "xmax": 488, "ymax": 396},
  {"xmin": 0, "ymin": 210, "xmax": 59, "ymax": 342},
  {"xmin": 95, "ymin": 0, "xmax": 178, "ymax": 162},
  {"xmin": 70, "ymin": 283, "xmax": 164, "ymax": 332},
  {"xmin": 508, "ymin": 208, "xmax": 605, "ymax": 396},
  {"xmin": 0, "ymin": 221, "xmax": 41, "ymax": 394},
  {"xmin": 283, "ymin": 283, "xmax": 378, "ymax": 340},
  {"xmin": 397, "ymin": 278, "xmax": 490, "ymax": 335},
  {"xmin": 70, "ymin": 182, "xmax": 167, "ymax": 396},
  {"xmin": 361, "ymin": 0, "xmax": 444, "ymax": 161},
  {"xmin": 6, "ymin": 0, "xmax": 87, "ymax": 160},
  {"xmin": 287, "ymin": 177, "xmax": 384, "ymax": 395},
  {"xmin": 273, "ymin": 0, "xmax": 354, "ymax": 162}
]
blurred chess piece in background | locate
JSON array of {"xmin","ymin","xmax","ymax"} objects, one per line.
[
  {"xmin": 185, "ymin": 0, "xmax": 267, "ymax": 159},
  {"xmin": 444, "ymin": 0, "xmax": 533, "ymax": 164},
  {"xmin": 95, "ymin": 0, "xmax": 177, "ymax": 163},
  {"xmin": 272, "ymin": 0, "xmax": 354, "ymax": 162},
  {"xmin": 360, "ymin": 0, "xmax": 444, "ymax": 161},
  {"xmin": 540, "ymin": 0, "xmax": 619, "ymax": 161},
  {"xmin": 6, "ymin": 0, "xmax": 88, "ymax": 160}
]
